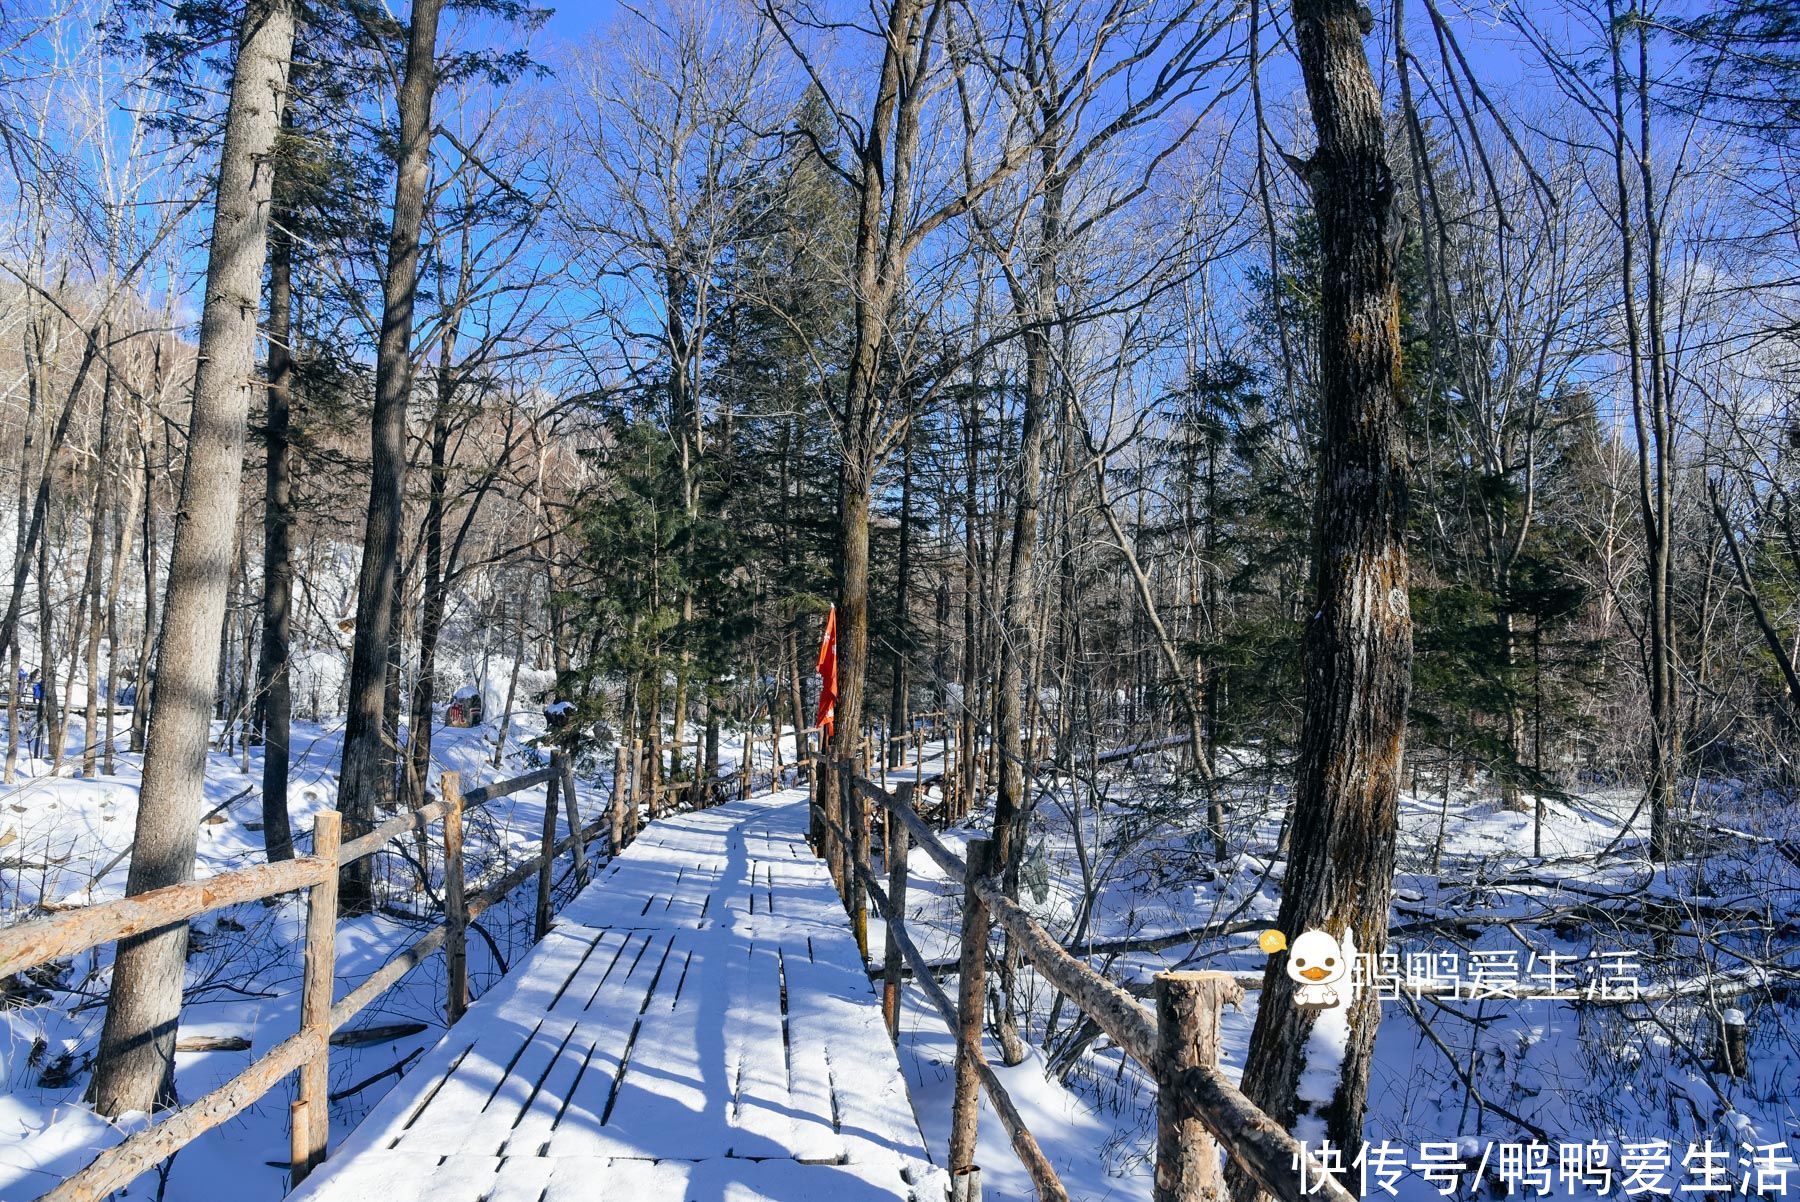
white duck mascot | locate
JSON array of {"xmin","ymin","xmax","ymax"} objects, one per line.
[{"xmin": 1286, "ymin": 929, "xmax": 1349, "ymax": 1010}]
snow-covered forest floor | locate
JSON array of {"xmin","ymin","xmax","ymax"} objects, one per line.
[
  {"xmin": 2, "ymin": 727, "xmax": 1796, "ymax": 1201},
  {"xmin": 896, "ymin": 754, "xmax": 1800, "ymax": 1200},
  {"xmin": 0, "ymin": 703, "xmax": 590, "ymax": 1201}
]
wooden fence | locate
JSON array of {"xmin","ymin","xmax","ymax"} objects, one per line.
[
  {"xmin": 0, "ymin": 749, "xmax": 601, "ymax": 1202},
  {"xmin": 811, "ymin": 755, "xmax": 1358, "ymax": 1202}
]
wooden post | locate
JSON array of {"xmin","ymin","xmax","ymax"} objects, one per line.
[
  {"xmin": 443, "ymin": 771, "xmax": 468, "ymax": 1024},
  {"xmin": 950, "ymin": 1166, "xmax": 983, "ymax": 1202},
  {"xmin": 739, "ymin": 738, "xmax": 751, "ymax": 800},
  {"xmin": 535, "ymin": 765, "xmax": 561, "ymax": 942},
  {"xmin": 560, "ymin": 751, "xmax": 587, "ymax": 887},
  {"xmin": 610, "ymin": 745, "xmax": 627, "ymax": 852},
  {"xmin": 949, "ymin": 837, "xmax": 994, "ymax": 1178},
  {"xmin": 290, "ymin": 810, "xmax": 340, "ymax": 1188},
  {"xmin": 1153, "ymin": 971, "xmax": 1241, "ymax": 1202},
  {"xmin": 881, "ymin": 782, "xmax": 912, "ymax": 1041}
]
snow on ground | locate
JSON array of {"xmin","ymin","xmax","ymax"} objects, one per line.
[
  {"xmin": 883, "ymin": 756, "xmax": 1800, "ymax": 1201},
  {"xmin": 0, "ymin": 705, "xmax": 597, "ymax": 1202},
  {"xmin": 3, "ymin": 721, "xmax": 1796, "ymax": 1201}
]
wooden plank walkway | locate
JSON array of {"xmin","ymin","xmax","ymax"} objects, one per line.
[{"xmin": 288, "ymin": 788, "xmax": 945, "ymax": 1202}]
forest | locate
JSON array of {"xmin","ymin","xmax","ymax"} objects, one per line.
[{"xmin": 0, "ymin": 0, "xmax": 1796, "ymax": 1199}]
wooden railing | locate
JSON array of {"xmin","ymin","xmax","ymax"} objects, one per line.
[
  {"xmin": 0, "ymin": 749, "xmax": 604, "ymax": 1202},
  {"xmin": 811, "ymin": 756, "xmax": 1357, "ymax": 1202}
]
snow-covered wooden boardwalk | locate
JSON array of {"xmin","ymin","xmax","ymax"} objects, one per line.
[{"xmin": 288, "ymin": 788, "xmax": 944, "ymax": 1202}]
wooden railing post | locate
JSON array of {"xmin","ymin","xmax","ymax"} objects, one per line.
[
  {"xmin": 290, "ymin": 810, "xmax": 340, "ymax": 1189},
  {"xmin": 535, "ymin": 762, "xmax": 562, "ymax": 942},
  {"xmin": 1154, "ymin": 971, "xmax": 1242, "ymax": 1202},
  {"xmin": 559, "ymin": 751, "xmax": 587, "ymax": 887},
  {"xmin": 443, "ymin": 771, "xmax": 468, "ymax": 1023},
  {"xmin": 881, "ymin": 782, "xmax": 912, "ymax": 1041},
  {"xmin": 950, "ymin": 836, "xmax": 994, "ymax": 1180}
]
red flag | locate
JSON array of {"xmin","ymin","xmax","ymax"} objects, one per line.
[{"xmin": 814, "ymin": 606, "xmax": 838, "ymax": 739}]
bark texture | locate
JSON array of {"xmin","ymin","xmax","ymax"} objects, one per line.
[
  {"xmin": 1229, "ymin": 0, "xmax": 1412, "ymax": 1187},
  {"xmin": 90, "ymin": 0, "xmax": 298, "ymax": 1114},
  {"xmin": 258, "ymin": 205, "xmax": 296, "ymax": 862},
  {"xmin": 337, "ymin": 0, "xmax": 445, "ymax": 910}
]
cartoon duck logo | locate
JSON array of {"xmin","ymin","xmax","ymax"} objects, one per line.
[{"xmin": 1259, "ymin": 928, "xmax": 1349, "ymax": 1011}]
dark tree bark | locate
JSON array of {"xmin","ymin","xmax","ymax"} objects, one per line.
[
  {"xmin": 337, "ymin": 0, "xmax": 445, "ymax": 911},
  {"xmin": 886, "ymin": 419, "xmax": 913, "ymax": 769},
  {"xmin": 827, "ymin": 0, "xmax": 938, "ymax": 765},
  {"xmin": 258, "ymin": 203, "xmax": 296, "ymax": 862},
  {"xmin": 91, "ymin": 0, "xmax": 299, "ymax": 1116},
  {"xmin": 1229, "ymin": 0, "xmax": 1412, "ymax": 1188},
  {"xmin": 130, "ymin": 400, "xmax": 160, "ymax": 754},
  {"xmin": 404, "ymin": 363, "xmax": 453, "ymax": 817}
]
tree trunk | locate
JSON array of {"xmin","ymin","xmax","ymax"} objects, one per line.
[
  {"xmin": 90, "ymin": 0, "xmax": 298, "ymax": 1116},
  {"xmin": 38, "ymin": 527, "xmax": 61, "ymax": 767},
  {"xmin": 259, "ymin": 207, "xmax": 296, "ymax": 862},
  {"xmin": 80, "ymin": 360, "xmax": 113, "ymax": 778},
  {"xmin": 834, "ymin": 450, "xmax": 873, "ymax": 757},
  {"xmin": 1229, "ymin": 0, "xmax": 1411, "ymax": 1189},
  {"xmin": 131, "ymin": 402, "xmax": 161, "ymax": 754},
  {"xmin": 886, "ymin": 420, "xmax": 913, "ymax": 769},
  {"xmin": 101, "ymin": 408, "xmax": 142, "ymax": 778},
  {"xmin": 831, "ymin": 0, "xmax": 931, "ymax": 768},
  {"xmin": 406, "ymin": 384, "xmax": 452, "ymax": 817},
  {"xmin": 4, "ymin": 310, "xmax": 38, "ymax": 785},
  {"xmin": 338, "ymin": 0, "xmax": 445, "ymax": 911}
]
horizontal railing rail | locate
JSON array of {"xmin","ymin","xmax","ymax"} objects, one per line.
[
  {"xmin": 815, "ymin": 756, "xmax": 1357, "ymax": 1202},
  {"xmin": 0, "ymin": 854, "xmax": 333, "ymax": 980},
  {"xmin": 4, "ymin": 749, "xmax": 603, "ymax": 1202}
]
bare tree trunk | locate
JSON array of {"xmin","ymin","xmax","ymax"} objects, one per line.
[
  {"xmin": 130, "ymin": 411, "xmax": 160, "ymax": 754},
  {"xmin": 258, "ymin": 208, "xmax": 296, "ymax": 861},
  {"xmin": 886, "ymin": 420, "xmax": 913, "ymax": 769},
  {"xmin": 80, "ymin": 361, "xmax": 113, "ymax": 778},
  {"xmin": 4, "ymin": 310, "xmax": 38, "ymax": 785},
  {"xmin": 1230, "ymin": 0, "xmax": 1412, "ymax": 1187},
  {"xmin": 338, "ymin": 0, "xmax": 445, "ymax": 911},
  {"xmin": 102, "ymin": 409, "xmax": 141, "ymax": 778},
  {"xmin": 835, "ymin": 451, "xmax": 873, "ymax": 757},
  {"xmin": 1710, "ymin": 480, "xmax": 1800, "ymax": 710},
  {"xmin": 494, "ymin": 612, "xmax": 525, "ymax": 768},
  {"xmin": 830, "ymin": 0, "xmax": 937, "ymax": 767},
  {"xmin": 38, "ymin": 528, "xmax": 61, "ymax": 768},
  {"xmin": 90, "ymin": 0, "xmax": 298, "ymax": 1116},
  {"xmin": 406, "ymin": 372, "xmax": 452, "ymax": 816}
]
